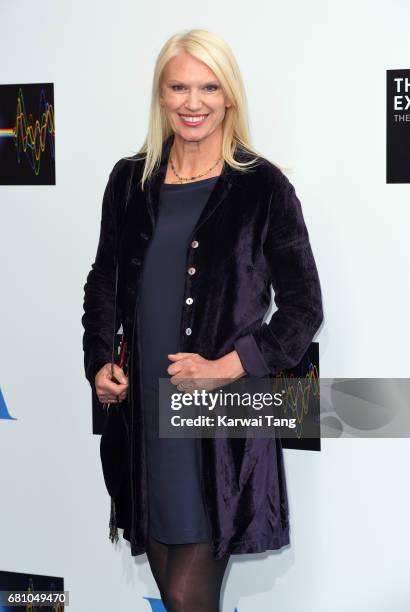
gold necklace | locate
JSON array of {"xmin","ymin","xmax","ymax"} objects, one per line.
[{"xmin": 169, "ymin": 153, "xmax": 222, "ymax": 184}]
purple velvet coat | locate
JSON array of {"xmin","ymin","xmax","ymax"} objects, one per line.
[{"xmin": 82, "ymin": 133, "xmax": 323, "ymax": 559}]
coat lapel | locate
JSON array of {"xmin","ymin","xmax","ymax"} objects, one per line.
[{"xmin": 146, "ymin": 133, "xmax": 235, "ymax": 234}]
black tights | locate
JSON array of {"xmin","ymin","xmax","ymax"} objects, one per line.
[{"xmin": 146, "ymin": 534, "xmax": 230, "ymax": 611}]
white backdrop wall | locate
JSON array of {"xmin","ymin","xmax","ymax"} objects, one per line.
[{"xmin": 1, "ymin": 1, "xmax": 409, "ymax": 610}]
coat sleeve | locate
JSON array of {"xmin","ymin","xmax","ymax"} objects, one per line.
[
  {"xmin": 234, "ymin": 177, "xmax": 323, "ymax": 376},
  {"xmin": 81, "ymin": 165, "xmax": 122, "ymax": 388}
]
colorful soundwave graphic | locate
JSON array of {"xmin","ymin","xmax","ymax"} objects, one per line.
[
  {"xmin": 0, "ymin": 83, "xmax": 55, "ymax": 185},
  {"xmin": 275, "ymin": 341, "xmax": 321, "ymax": 451},
  {"xmin": 273, "ymin": 361, "xmax": 320, "ymax": 440}
]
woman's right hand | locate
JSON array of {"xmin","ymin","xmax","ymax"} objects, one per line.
[{"xmin": 95, "ymin": 363, "xmax": 129, "ymax": 404}]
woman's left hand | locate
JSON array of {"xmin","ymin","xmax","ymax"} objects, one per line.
[{"xmin": 167, "ymin": 351, "xmax": 246, "ymax": 392}]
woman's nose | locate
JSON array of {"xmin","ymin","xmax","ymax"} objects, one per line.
[{"xmin": 185, "ymin": 89, "xmax": 202, "ymax": 110}]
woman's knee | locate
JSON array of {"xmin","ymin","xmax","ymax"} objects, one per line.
[{"xmin": 163, "ymin": 586, "xmax": 208, "ymax": 612}]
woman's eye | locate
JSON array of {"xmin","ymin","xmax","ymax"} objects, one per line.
[{"xmin": 170, "ymin": 85, "xmax": 219, "ymax": 92}]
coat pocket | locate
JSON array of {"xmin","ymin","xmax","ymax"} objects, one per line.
[{"xmin": 100, "ymin": 404, "xmax": 129, "ymax": 500}]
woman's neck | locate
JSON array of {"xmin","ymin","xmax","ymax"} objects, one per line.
[{"xmin": 169, "ymin": 133, "xmax": 223, "ymax": 178}]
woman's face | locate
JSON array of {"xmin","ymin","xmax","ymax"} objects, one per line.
[{"xmin": 159, "ymin": 51, "xmax": 231, "ymax": 144}]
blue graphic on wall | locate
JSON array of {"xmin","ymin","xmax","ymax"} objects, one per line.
[
  {"xmin": 143, "ymin": 598, "xmax": 238, "ymax": 611},
  {"xmin": 0, "ymin": 388, "xmax": 16, "ymax": 420}
]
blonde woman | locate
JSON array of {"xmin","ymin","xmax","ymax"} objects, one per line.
[{"xmin": 82, "ymin": 28, "xmax": 323, "ymax": 611}]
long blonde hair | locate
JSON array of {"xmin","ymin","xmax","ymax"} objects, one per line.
[{"xmin": 126, "ymin": 28, "xmax": 279, "ymax": 191}]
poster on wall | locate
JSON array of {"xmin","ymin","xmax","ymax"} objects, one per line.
[
  {"xmin": 278, "ymin": 341, "xmax": 320, "ymax": 451},
  {"xmin": 386, "ymin": 69, "xmax": 410, "ymax": 183},
  {"xmin": 0, "ymin": 82, "xmax": 55, "ymax": 185},
  {"xmin": 0, "ymin": 570, "xmax": 65, "ymax": 610}
]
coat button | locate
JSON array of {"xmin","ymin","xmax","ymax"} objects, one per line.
[
  {"xmin": 186, "ymin": 297, "xmax": 193, "ymax": 305},
  {"xmin": 188, "ymin": 267, "xmax": 196, "ymax": 275},
  {"xmin": 140, "ymin": 232, "xmax": 149, "ymax": 240},
  {"xmin": 185, "ymin": 327, "xmax": 192, "ymax": 335},
  {"xmin": 191, "ymin": 240, "xmax": 199, "ymax": 248},
  {"xmin": 131, "ymin": 257, "xmax": 141, "ymax": 266}
]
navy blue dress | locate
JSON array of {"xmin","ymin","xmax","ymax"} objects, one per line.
[{"xmin": 138, "ymin": 175, "xmax": 219, "ymax": 544}]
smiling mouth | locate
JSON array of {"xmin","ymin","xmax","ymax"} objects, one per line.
[{"xmin": 178, "ymin": 114, "xmax": 209, "ymax": 126}]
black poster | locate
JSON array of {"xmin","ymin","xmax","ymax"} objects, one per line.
[
  {"xmin": 386, "ymin": 69, "xmax": 410, "ymax": 183},
  {"xmin": 0, "ymin": 570, "xmax": 65, "ymax": 610},
  {"xmin": 0, "ymin": 83, "xmax": 55, "ymax": 185},
  {"xmin": 278, "ymin": 341, "xmax": 321, "ymax": 452}
]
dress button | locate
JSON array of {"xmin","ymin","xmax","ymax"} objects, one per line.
[
  {"xmin": 188, "ymin": 267, "xmax": 196, "ymax": 275},
  {"xmin": 185, "ymin": 327, "xmax": 192, "ymax": 335},
  {"xmin": 186, "ymin": 297, "xmax": 193, "ymax": 305},
  {"xmin": 191, "ymin": 240, "xmax": 199, "ymax": 248}
]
